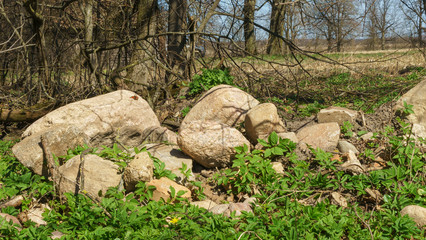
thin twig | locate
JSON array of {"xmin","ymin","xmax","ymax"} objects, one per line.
[{"xmin": 353, "ymin": 206, "xmax": 374, "ymax": 240}]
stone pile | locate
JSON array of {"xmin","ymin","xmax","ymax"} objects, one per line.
[{"xmin": 9, "ymin": 81, "xmax": 426, "ymax": 228}]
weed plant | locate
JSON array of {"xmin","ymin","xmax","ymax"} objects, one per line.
[{"xmin": 187, "ymin": 68, "xmax": 235, "ymax": 96}]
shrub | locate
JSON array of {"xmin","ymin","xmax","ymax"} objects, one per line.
[{"xmin": 188, "ymin": 68, "xmax": 234, "ymax": 95}]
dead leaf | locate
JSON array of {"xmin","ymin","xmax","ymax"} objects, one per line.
[
  {"xmin": 331, "ymin": 192, "xmax": 348, "ymax": 208},
  {"xmin": 339, "ymin": 150, "xmax": 364, "ymax": 174},
  {"xmin": 331, "ymin": 154, "xmax": 342, "ymax": 162},
  {"xmin": 365, "ymin": 188, "xmax": 382, "ymax": 202}
]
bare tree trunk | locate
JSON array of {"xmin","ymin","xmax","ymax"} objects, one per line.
[
  {"xmin": 126, "ymin": 0, "xmax": 159, "ymax": 94},
  {"xmin": 267, "ymin": 0, "xmax": 287, "ymax": 55},
  {"xmin": 380, "ymin": 31, "xmax": 386, "ymax": 50},
  {"xmin": 167, "ymin": 0, "xmax": 187, "ymax": 83},
  {"xmin": 419, "ymin": 2, "xmax": 424, "ymax": 48},
  {"xmin": 327, "ymin": 22, "xmax": 333, "ymax": 52},
  {"xmin": 23, "ymin": 0, "xmax": 51, "ymax": 101},
  {"xmin": 243, "ymin": 0, "xmax": 257, "ymax": 55},
  {"xmin": 79, "ymin": 0, "xmax": 100, "ymax": 88}
]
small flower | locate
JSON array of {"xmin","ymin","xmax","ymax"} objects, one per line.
[{"xmin": 170, "ymin": 217, "xmax": 179, "ymax": 224}]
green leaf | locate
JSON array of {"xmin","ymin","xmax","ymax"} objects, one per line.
[
  {"xmin": 271, "ymin": 146, "xmax": 284, "ymax": 156},
  {"xmin": 170, "ymin": 186, "xmax": 176, "ymax": 199},
  {"xmin": 257, "ymin": 138, "xmax": 270, "ymax": 147},
  {"xmin": 268, "ymin": 132, "xmax": 279, "ymax": 146}
]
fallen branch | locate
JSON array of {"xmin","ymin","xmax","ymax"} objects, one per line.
[{"xmin": 0, "ymin": 102, "xmax": 56, "ymax": 122}]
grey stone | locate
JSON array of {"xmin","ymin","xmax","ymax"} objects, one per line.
[
  {"xmin": 395, "ymin": 79, "xmax": 426, "ymax": 138},
  {"xmin": 338, "ymin": 140, "xmax": 359, "ymax": 154},
  {"xmin": 22, "ymin": 90, "xmax": 160, "ymax": 148},
  {"xmin": 190, "ymin": 200, "xmax": 217, "ymax": 210},
  {"xmin": 123, "ymin": 151, "xmax": 154, "ymax": 191},
  {"xmin": 12, "ymin": 125, "xmax": 89, "ymax": 176},
  {"xmin": 296, "ymin": 123, "xmax": 340, "ymax": 151},
  {"xmin": 146, "ymin": 144, "xmax": 193, "ymax": 181},
  {"xmin": 245, "ymin": 103, "xmax": 286, "ymax": 142},
  {"xmin": 317, "ymin": 106, "xmax": 358, "ymax": 125},
  {"xmin": 56, "ymin": 154, "xmax": 122, "ymax": 201},
  {"xmin": 400, "ymin": 205, "xmax": 426, "ymax": 228},
  {"xmin": 181, "ymin": 85, "xmax": 259, "ymax": 128},
  {"xmin": 178, "ymin": 120, "xmax": 250, "ymax": 168}
]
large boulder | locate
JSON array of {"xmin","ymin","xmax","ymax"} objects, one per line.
[
  {"xmin": 245, "ymin": 103, "xmax": 286, "ymax": 142},
  {"xmin": 317, "ymin": 106, "xmax": 358, "ymax": 126},
  {"xmin": 296, "ymin": 122, "xmax": 340, "ymax": 151},
  {"xmin": 56, "ymin": 154, "xmax": 122, "ymax": 200},
  {"xmin": 22, "ymin": 90, "xmax": 160, "ymax": 147},
  {"xmin": 141, "ymin": 126, "xmax": 178, "ymax": 145},
  {"xmin": 395, "ymin": 79, "xmax": 426, "ymax": 138},
  {"xmin": 12, "ymin": 125, "xmax": 89, "ymax": 176},
  {"xmin": 146, "ymin": 144, "xmax": 193, "ymax": 181},
  {"xmin": 400, "ymin": 205, "xmax": 426, "ymax": 228},
  {"xmin": 181, "ymin": 85, "xmax": 259, "ymax": 128},
  {"xmin": 178, "ymin": 120, "xmax": 250, "ymax": 168}
]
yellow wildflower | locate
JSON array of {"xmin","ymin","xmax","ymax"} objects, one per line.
[{"xmin": 170, "ymin": 217, "xmax": 179, "ymax": 224}]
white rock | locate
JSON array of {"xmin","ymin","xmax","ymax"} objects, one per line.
[
  {"xmin": 317, "ymin": 106, "xmax": 358, "ymax": 125},
  {"xmin": 245, "ymin": 103, "xmax": 286, "ymax": 142},
  {"xmin": 56, "ymin": 154, "xmax": 122, "ymax": 200},
  {"xmin": 181, "ymin": 85, "xmax": 259, "ymax": 128},
  {"xmin": 123, "ymin": 151, "xmax": 154, "ymax": 191},
  {"xmin": 331, "ymin": 192, "xmax": 348, "ymax": 208},
  {"xmin": 296, "ymin": 123, "xmax": 340, "ymax": 151},
  {"xmin": 146, "ymin": 177, "xmax": 191, "ymax": 201},
  {"xmin": 178, "ymin": 120, "xmax": 250, "ymax": 168},
  {"xmin": 27, "ymin": 203, "xmax": 50, "ymax": 226},
  {"xmin": 0, "ymin": 213, "xmax": 22, "ymax": 229},
  {"xmin": 12, "ymin": 125, "xmax": 89, "ymax": 176},
  {"xmin": 400, "ymin": 205, "xmax": 426, "ymax": 228},
  {"xmin": 225, "ymin": 202, "xmax": 253, "ymax": 217},
  {"xmin": 271, "ymin": 162, "xmax": 284, "ymax": 174},
  {"xmin": 339, "ymin": 150, "xmax": 364, "ymax": 174},
  {"xmin": 360, "ymin": 132, "xmax": 374, "ymax": 141},
  {"xmin": 256, "ymin": 132, "xmax": 298, "ymax": 150},
  {"xmin": 141, "ymin": 126, "xmax": 178, "ymax": 145},
  {"xmin": 146, "ymin": 144, "xmax": 193, "ymax": 181},
  {"xmin": 395, "ymin": 79, "xmax": 426, "ymax": 138},
  {"xmin": 209, "ymin": 204, "xmax": 230, "ymax": 215},
  {"xmin": 338, "ymin": 140, "xmax": 359, "ymax": 154},
  {"xmin": 22, "ymin": 90, "xmax": 160, "ymax": 147},
  {"xmin": 190, "ymin": 200, "xmax": 217, "ymax": 210}
]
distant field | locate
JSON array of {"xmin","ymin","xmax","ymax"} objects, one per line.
[{"xmin": 206, "ymin": 49, "xmax": 426, "ymax": 116}]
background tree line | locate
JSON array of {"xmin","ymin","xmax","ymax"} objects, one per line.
[{"xmin": 0, "ymin": 0, "xmax": 425, "ymax": 111}]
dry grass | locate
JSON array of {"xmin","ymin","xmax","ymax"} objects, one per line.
[{"xmin": 211, "ymin": 49, "xmax": 426, "ymax": 116}]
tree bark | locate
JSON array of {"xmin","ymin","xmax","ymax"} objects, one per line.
[
  {"xmin": 167, "ymin": 0, "xmax": 188, "ymax": 82},
  {"xmin": 243, "ymin": 0, "xmax": 257, "ymax": 55},
  {"xmin": 126, "ymin": 0, "xmax": 159, "ymax": 91},
  {"xmin": 267, "ymin": 0, "xmax": 287, "ymax": 55}
]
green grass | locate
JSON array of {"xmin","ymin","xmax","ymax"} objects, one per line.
[{"xmin": 0, "ymin": 120, "xmax": 425, "ymax": 239}]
